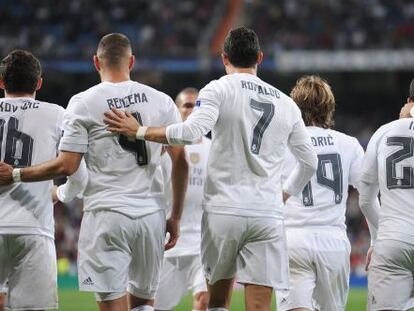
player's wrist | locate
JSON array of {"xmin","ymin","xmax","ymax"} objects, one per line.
[
  {"xmin": 12, "ymin": 168, "xmax": 21, "ymax": 183},
  {"xmin": 136, "ymin": 126, "xmax": 148, "ymax": 140}
]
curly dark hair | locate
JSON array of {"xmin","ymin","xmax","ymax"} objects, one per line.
[
  {"xmin": 0, "ymin": 49, "xmax": 41, "ymax": 94},
  {"xmin": 290, "ymin": 75, "xmax": 336, "ymax": 129},
  {"xmin": 223, "ymin": 27, "xmax": 260, "ymax": 68}
]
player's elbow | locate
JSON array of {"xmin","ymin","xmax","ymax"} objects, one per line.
[{"xmin": 55, "ymin": 152, "xmax": 82, "ymax": 176}]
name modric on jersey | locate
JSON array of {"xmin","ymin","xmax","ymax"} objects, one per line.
[{"xmin": 0, "ymin": 100, "xmax": 40, "ymax": 112}]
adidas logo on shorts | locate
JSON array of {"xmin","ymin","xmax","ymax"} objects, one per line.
[{"xmin": 82, "ymin": 277, "xmax": 94, "ymax": 286}]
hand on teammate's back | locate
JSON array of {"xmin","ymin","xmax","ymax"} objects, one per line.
[
  {"xmin": 165, "ymin": 217, "xmax": 180, "ymax": 250},
  {"xmin": 103, "ymin": 108, "xmax": 140, "ymax": 138},
  {"xmin": 0, "ymin": 162, "xmax": 13, "ymax": 186},
  {"xmin": 399, "ymin": 101, "xmax": 414, "ymax": 119}
]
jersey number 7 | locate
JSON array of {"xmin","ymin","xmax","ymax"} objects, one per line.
[{"xmin": 250, "ymin": 99, "xmax": 275, "ymax": 154}]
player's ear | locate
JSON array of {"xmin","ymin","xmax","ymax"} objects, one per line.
[
  {"xmin": 0, "ymin": 79, "xmax": 5, "ymax": 90},
  {"xmin": 36, "ymin": 78, "xmax": 43, "ymax": 91},
  {"xmin": 128, "ymin": 55, "xmax": 135, "ymax": 71},
  {"xmin": 221, "ymin": 53, "xmax": 229, "ymax": 66},
  {"xmin": 93, "ymin": 55, "xmax": 101, "ymax": 72},
  {"xmin": 257, "ymin": 51, "xmax": 263, "ymax": 65}
]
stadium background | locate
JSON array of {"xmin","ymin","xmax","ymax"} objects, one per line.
[{"xmin": 2, "ymin": 0, "xmax": 414, "ymax": 309}]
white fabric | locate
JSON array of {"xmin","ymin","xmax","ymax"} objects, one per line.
[
  {"xmin": 77, "ymin": 210, "xmax": 165, "ymax": 299},
  {"xmin": 59, "ymin": 80, "xmax": 181, "ymax": 217},
  {"xmin": 166, "ymin": 73, "xmax": 316, "ymax": 218},
  {"xmin": 56, "ymin": 158, "xmax": 88, "ymax": 203},
  {"xmin": 0, "ymin": 97, "xmax": 64, "ymax": 238},
  {"xmin": 161, "ymin": 137, "xmax": 211, "ymax": 257},
  {"xmin": 154, "ymin": 255, "xmax": 207, "ymax": 310},
  {"xmin": 201, "ymin": 212, "xmax": 289, "ymax": 289},
  {"xmin": 94, "ymin": 291, "xmax": 126, "ymax": 302},
  {"xmin": 276, "ymin": 228, "xmax": 350, "ymax": 311},
  {"xmin": 368, "ymin": 239, "xmax": 414, "ymax": 311},
  {"xmin": 0, "ymin": 234, "xmax": 58, "ymax": 310},
  {"xmin": 360, "ymin": 118, "xmax": 414, "ymax": 244},
  {"xmin": 283, "ymin": 127, "xmax": 365, "ymax": 231},
  {"xmin": 131, "ymin": 305, "xmax": 154, "ymax": 311}
]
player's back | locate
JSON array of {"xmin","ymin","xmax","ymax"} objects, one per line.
[
  {"xmin": 367, "ymin": 118, "xmax": 414, "ymax": 242},
  {"xmin": 60, "ymin": 80, "xmax": 180, "ymax": 217},
  {"xmin": 283, "ymin": 127, "xmax": 363, "ymax": 231},
  {"xmin": 0, "ymin": 97, "xmax": 64, "ymax": 238},
  {"xmin": 200, "ymin": 73, "xmax": 304, "ymax": 218}
]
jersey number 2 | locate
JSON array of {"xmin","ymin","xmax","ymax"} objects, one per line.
[
  {"xmin": 302, "ymin": 153, "xmax": 343, "ymax": 206},
  {"xmin": 118, "ymin": 112, "xmax": 148, "ymax": 166},
  {"xmin": 0, "ymin": 117, "xmax": 34, "ymax": 167},
  {"xmin": 386, "ymin": 136, "xmax": 414, "ymax": 189},
  {"xmin": 250, "ymin": 99, "xmax": 275, "ymax": 154}
]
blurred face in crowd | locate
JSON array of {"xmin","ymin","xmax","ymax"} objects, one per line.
[{"xmin": 176, "ymin": 90, "xmax": 198, "ymax": 121}]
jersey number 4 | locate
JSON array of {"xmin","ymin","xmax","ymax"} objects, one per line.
[
  {"xmin": 118, "ymin": 112, "xmax": 148, "ymax": 166},
  {"xmin": 250, "ymin": 99, "xmax": 275, "ymax": 154},
  {"xmin": 386, "ymin": 136, "xmax": 414, "ymax": 189},
  {"xmin": 302, "ymin": 153, "xmax": 343, "ymax": 206},
  {"xmin": 0, "ymin": 117, "xmax": 34, "ymax": 167}
]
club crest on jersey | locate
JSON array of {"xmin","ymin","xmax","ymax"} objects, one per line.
[
  {"xmin": 195, "ymin": 100, "xmax": 201, "ymax": 107},
  {"xmin": 190, "ymin": 153, "xmax": 200, "ymax": 164}
]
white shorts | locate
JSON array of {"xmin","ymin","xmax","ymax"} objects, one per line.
[
  {"xmin": 154, "ymin": 254, "xmax": 207, "ymax": 310},
  {"xmin": 368, "ymin": 239, "xmax": 414, "ymax": 311},
  {"xmin": 276, "ymin": 229, "xmax": 350, "ymax": 311},
  {"xmin": 78, "ymin": 210, "xmax": 166, "ymax": 300},
  {"xmin": 201, "ymin": 212, "xmax": 289, "ymax": 289},
  {"xmin": 0, "ymin": 234, "xmax": 58, "ymax": 310}
]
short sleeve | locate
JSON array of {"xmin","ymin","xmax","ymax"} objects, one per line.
[
  {"xmin": 348, "ymin": 137, "xmax": 365, "ymax": 187},
  {"xmin": 59, "ymin": 95, "xmax": 90, "ymax": 153}
]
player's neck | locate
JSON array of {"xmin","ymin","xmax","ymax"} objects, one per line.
[
  {"xmin": 226, "ymin": 65, "xmax": 257, "ymax": 76},
  {"xmin": 99, "ymin": 70, "xmax": 131, "ymax": 83},
  {"xmin": 5, "ymin": 91, "xmax": 35, "ymax": 99}
]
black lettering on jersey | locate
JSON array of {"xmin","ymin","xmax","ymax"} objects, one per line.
[
  {"xmin": 409, "ymin": 121, "xmax": 414, "ymax": 130},
  {"xmin": 311, "ymin": 135, "xmax": 334, "ymax": 147},
  {"xmin": 240, "ymin": 81, "xmax": 281, "ymax": 99},
  {"xmin": 107, "ymin": 93, "xmax": 149, "ymax": 109}
]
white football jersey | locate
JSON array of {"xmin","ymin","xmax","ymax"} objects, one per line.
[
  {"xmin": 167, "ymin": 73, "xmax": 316, "ymax": 218},
  {"xmin": 0, "ymin": 97, "xmax": 64, "ymax": 238},
  {"xmin": 361, "ymin": 118, "xmax": 414, "ymax": 243},
  {"xmin": 283, "ymin": 127, "xmax": 364, "ymax": 232},
  {"xmin": 162, "ymin": 137, "xmax": 211, "ymax": 257},
  {"xmin": 59, "ymin": 80, "xmax": 181, "ymax": 217}
]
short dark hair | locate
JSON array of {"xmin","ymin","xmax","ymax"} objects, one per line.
[
  {"xmin": 97, "ymin": 33, "xmax": 132, "ymax": 68},
  {"xmin": 290, "ymin": 75, "xmax": 336, "ymax": 129},
  {"xmin": 223, "ymin": 27, "xmax": 260, "ymax": 68},
  {"xmin": 0, "ymin": 50, "xmax": 41, "ymax": 94},
  {"xmin": 409, "ymin": 78, "xmax": 414, "ymax": 101}
]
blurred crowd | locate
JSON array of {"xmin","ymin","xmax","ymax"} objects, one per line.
[
  {"xmin": 1, "ymin": 0, "xmax": 413, "ymax": 61},
  {"xmin": 245, "ymin": 0, "xmax": 414, "ymax": 55},
  {"xmin": 0, "ymin": 0, "xmax": 214, "ymax": 59}
]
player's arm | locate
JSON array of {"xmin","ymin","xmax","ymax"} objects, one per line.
[
  {"xmin": 282, "ymin": 118, "xmax": 318, "ymax": 202},
  {"xmin": 164, "ymin": 145, "xmax": 189, "ymax": 250},
  {"xmin": 0, "ymin": 151, "xmax": 82, "ymax": 185},
  {"xmin": 104, "ymin": 84, "xmax": 220, "ymax": 145},
  {"xmin": 53, "ymin": 158, "xmax": 88, "ymax": 203}
]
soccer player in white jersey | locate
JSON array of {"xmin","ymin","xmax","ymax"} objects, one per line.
[
  {"xmin": 0, "ymin": 34, "xmax": 189, "ymax": 311},
  {"xmin": 103, "ymin": 27, "xmax": 318, "ymax": 311},
  {"xmin": 154, "ymin": 88, "xmax": 210, "ymax": 311},
  {"xmin": 0, "ymin": 50, "xmax": 65, "ymax": 310},
  {"xmin": 360, "ymin": 79, "xmax": 414, "ymax": 311},
  {"xmin": 276, "ymin": 76, "xmax": 379, "ymax": 311}
]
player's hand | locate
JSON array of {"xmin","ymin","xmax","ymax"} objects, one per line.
[
  {"xmin": 0, "ymin": 162, "xmax": 13, "ymax": 186},
  {"xmin": 165, "ymin": 217, "xmax": 180, "ymax": 250},
  {"xmin": 365, "ymin": 246, "xmax": 373, "ymax": 271},
  {"xmin": 51, "ymin": 185, "xmax": 59, "ymax": 205},
  {"xmin": 103, "ymin": 108, "xmax": 140, "ymax": 138},
  {"xmin": 399, "ymin": 102, "xmax": 414, "ymax": 119}
]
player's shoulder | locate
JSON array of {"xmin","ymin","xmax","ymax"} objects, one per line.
[{"xmin": 31, "ymin": 99, "xmax": 65, "ymax": 115}]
